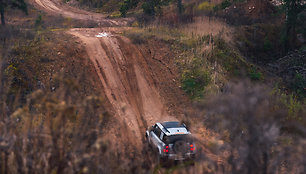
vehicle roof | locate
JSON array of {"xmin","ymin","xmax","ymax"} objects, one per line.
[
  {"xmin": 161, "ymin": 121, "xmax": 181, "ymax": 128},
  {"xmin": 157, "ymin": 121, "xmax": 190, "ymax": 136}
]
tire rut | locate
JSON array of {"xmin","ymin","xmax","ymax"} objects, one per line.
[{"xmin": 67, "ymin": 29, "xmax": 176, "ymax": 147}]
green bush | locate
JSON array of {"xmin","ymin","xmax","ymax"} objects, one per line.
[
  {"xmin": 221, "ymin": 0, "xmax": 232, "ymax": 9},
  {"xmin": 197, "ymin": 2, "xmax": 214, "ymax": 12},
  {"xmin": 142, "ymin": 1, "xmax": 156, "ymax": 15},
  {"xmin": 120, "ymin": 0, "xmax": 139, "ymax": 17},
  {"xmin": 292, "ymin": 73, "xmax": 306, "ymax": 98},
  {"xmin": 264, "ymin": 37, "xmax": 273, "ymax": 51},
  {"xmin": 141, "ymin": 0, "xmax": 170, "ymax": 16},
  {"xmin": 35, "ymin": 15, "xmax": 43, "ymax": 28},
  {"xmin": 248, "ymin": 67, "xmax": 263, "ymax": 81},
  {"xmin": 182, "ymin": 68, "xmax": 211, "ymax": 99}
]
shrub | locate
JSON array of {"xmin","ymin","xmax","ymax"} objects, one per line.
[
  {"xmin": 292, "ymin": 73, "xmax": 306, "ymax": 98},
  {"xmin": 34, "ymin": 15, "xmax": 43, "ymax": 28},
  {"xmin": 263, "ymin": 37, "xmax": 273, "ymax": 51},
  {"xmin": 248, "ymin": 67, "xmax": 263, "ymax": 81},
  {"xmin": 198, "ymin": 82, "xmax": 306, "ymax": 173},
  {"xmin": 221, "ymin": 0, "xmax": 232, "ymax": 9},
  {"xmin": 214, "ymin": 0, "xmax": 232, "ymax": 11},
  {"xmin": 124, "ymin": 31, "xmax": 148, "ymax": 44},
  {"xmin": 197, "ymin": 2, "xmax": 214, "ymax": 12},
  {"xmin": 181, "ymin": 68, "xmax": 211, "ymax": 99},
  {"xmin": 142, "ymin": 1, "xmax": 156, "ymax": 16},
  {"xmin": 120, "ymin": 0, "xmax": 139, "ymax": 17}
]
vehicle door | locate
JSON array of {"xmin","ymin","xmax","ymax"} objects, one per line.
[
  {"xmin": 151, "ymin": 126, "xmax": 163, "ymax": 151},
  {"xmin": 149, "ymin": 124, "xmax": 158, "ymax": 144}
]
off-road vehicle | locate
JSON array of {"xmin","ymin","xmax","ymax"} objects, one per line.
[{"xmin": 145, "ymin": 121, "xmax": 196, "ymax": 161}]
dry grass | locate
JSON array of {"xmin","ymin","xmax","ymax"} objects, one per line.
[{"xmin": 179, "ymin": 16, "xmax": 233, "ymax": 43}]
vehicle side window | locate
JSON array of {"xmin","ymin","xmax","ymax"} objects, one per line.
[
  {"xmin": 162, "ymin": 135, "xmax": 168, "ymax": 143},
  {"xmin": 160, "ymin": 132, "xmax": 164, "ymax": 141},
  {"xmin": 150, "ymin": 124, "xmax": 157, "ymax": 131},
  {"xmin": 153, "ymin": 127, "xmax": 162, "ymax": 138}
]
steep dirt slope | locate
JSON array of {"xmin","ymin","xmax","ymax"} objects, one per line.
[
  {"xmin": 68, "ymin": 28, "xmax": 177, "ymax": 143},
  {"xmin": 30, "ymin": 0, "xmax": 181, "ymax": 143}
]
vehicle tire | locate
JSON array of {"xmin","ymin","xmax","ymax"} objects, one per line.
[
  {"xmin": 160, "ymin": 156, "xmax": 168, "ymax": 167},
  {"xmin": 156, "ymin": 149, "xmax": 161, "ymax": 165}
]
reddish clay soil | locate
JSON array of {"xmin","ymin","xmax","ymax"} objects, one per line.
[
  {"xmin": 32, "ymin": 0, "xmax": 132, "ymax": 26},
  {"xmin": 68, "ymin": 28, "xmax": 179, "ymax": 143},
  {"xmin": 30, "ymin": 1, "xmax": 220, "ymax": 171},
  {"xmin": 30, "ymin": 0, "xmax": 187, "ymax": 146}
]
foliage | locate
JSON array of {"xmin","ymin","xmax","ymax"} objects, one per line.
[
  {"xmin": 145, "ymin": 0, "xmax": 172, "ymax": 15},
  {"xmin": 292, "ymin": 73, "xmax": 306, "ymax": 98},
  {"xmin": 142, "ymin": 0, "xmax": 161, "ymax": 16},
  {"xmin": 199, "ymin": 82, "xmax": 306, "ymax": 173},
  {"xmin": 181, "ymin": 68, "xmax": 211, "ymax": 99},
  {"xmin": 77, "ymin": 0, "xmax": 104, "ymax": 8},
  {"xmin": 220, "ymin": 0, "xmax": 232, "ymax": 9},
  {"xmin": 34, "ymin": 15, "xmax": 43, "ymax": 28},
  {"xmin": 213, "ymin": 0, "xmax": 232, "ymax": 11},
  {"xmin": 120, "ymin": 0, "xmax": 139, "ymax": 17},
  {"xmin": 0, "ymin": 0, "xmax": 28, "ymax": 25},
  {"xmin": 282, "ymin": 0, "xmax": 306, "ymax": 52},
  {"xmin": 263, "ymin": 37, "xmax": 273, "ymax": 51},
  {"xmin": 248, "ymin": 67, "xmax": 263, "ymax": 81},
  {"xmin": 213, "ymin": 37, "xmax": 252, "ymax": 77},
  {"xmin": 124, "ymin": 30, "xmax": 149, "ymax": 44},
  {"xmin": 236, "ymin": 24, "xmax": 283, "ymax": 63},
  {"xmin": 197, "ymin": 2, "xmax": 214, "ymax": 12}
]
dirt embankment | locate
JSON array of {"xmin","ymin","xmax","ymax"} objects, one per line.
[
  {"xmin": 31, "ymin": 0, "xmax": 184, "ymax": 146},
  {"xmin": 68, "ymin": 28, "xmax": 178, "ymax": 143}
]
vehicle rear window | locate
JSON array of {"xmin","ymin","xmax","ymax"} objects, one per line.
[{"xmin": 163, "ymin": 134, "xmax": 192, "ymax": 144}]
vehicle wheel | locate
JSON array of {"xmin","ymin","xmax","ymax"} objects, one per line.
[
  {"xmin": 160, "ymin": 156, "xmax": 169, "ymax": 167},
  {"xmin": 156, "ymin": 150, "xmax": 161, "ymax": 165}
]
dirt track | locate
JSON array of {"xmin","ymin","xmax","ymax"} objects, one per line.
[
  {"xmin": 32, "ymin": 0, "xmax": 177, "ymax": 144},
  {"xmin": 68, "ymin": 28, "xmax": 177, "ymax": 142},
  {"xmin": 33, "ymin": 0, "xmax": 132, "ymax": 26}
]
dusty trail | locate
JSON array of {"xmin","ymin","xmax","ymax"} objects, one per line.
[
  {"xmin": 32, "ymin": 0, "xmax": 132, "ymax": 26},
  {"xmin": 31, "ymin": 0, "xmax": 226, "ymax": 172},
  {"xmin": 31, "ymin": 0, "xmax": 177, "ymax": 143},
  {"xmin": 68, "ymin": 28, "xmax": 176, "ymax": 142}
]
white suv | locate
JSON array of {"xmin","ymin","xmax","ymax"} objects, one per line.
[{"xmin": 145, "ymin": 121, "xmax": 196, "ymax": 161}]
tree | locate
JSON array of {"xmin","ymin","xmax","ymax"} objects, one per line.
[
  {"xmin": 0, "ymin": 0, "xmax": 28, "ymax": 26},
  {"xmin": 282, "ymin": 0, "xmax": 306, "ymax": 51},
  {"xmin": 141, "ymin": 0, "xmax": 171, "ymax": 16},
  {"xmin": 120, "ymin": 0, "xmax": 139, "ymax": 17},
  {"xmin": 177, "ymin": 0, "xmax": 182, "ymax": 16},
  {"xmin": 200, "ymin": 82, "xmax": 306, "ymax": 173},
  {"xmin": 142, "ymin": 0, "xmax": 161, "ymax": 16}
]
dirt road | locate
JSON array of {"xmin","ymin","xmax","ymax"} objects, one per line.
[
  {"xmin": 33, "ymin": 0, "xmax": 131, "ymax": 26},
  {"xmin": 32, "ymin": 0, "xmax": 177, "ymax": 143},
  {"xmin": 68, "ymin": 28, "xmax": 176, "ymax": 141}
]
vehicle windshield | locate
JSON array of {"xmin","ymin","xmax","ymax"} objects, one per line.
[{"xmin": 163, "ymin": 134, "xmax": 193, "ymax": 144}]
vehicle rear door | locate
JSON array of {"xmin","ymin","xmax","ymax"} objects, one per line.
[{"xmin": 151, "ymin": 126, "xmax": 163, "ymax": 151}]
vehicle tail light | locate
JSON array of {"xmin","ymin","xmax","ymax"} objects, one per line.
[
  {"xmin": 190, "ymin": 144, "xmax": 194, "ymax": 151},
  {"xmin": 163, "ymin": 145, "xmax": 169, "ymax": 153}
]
